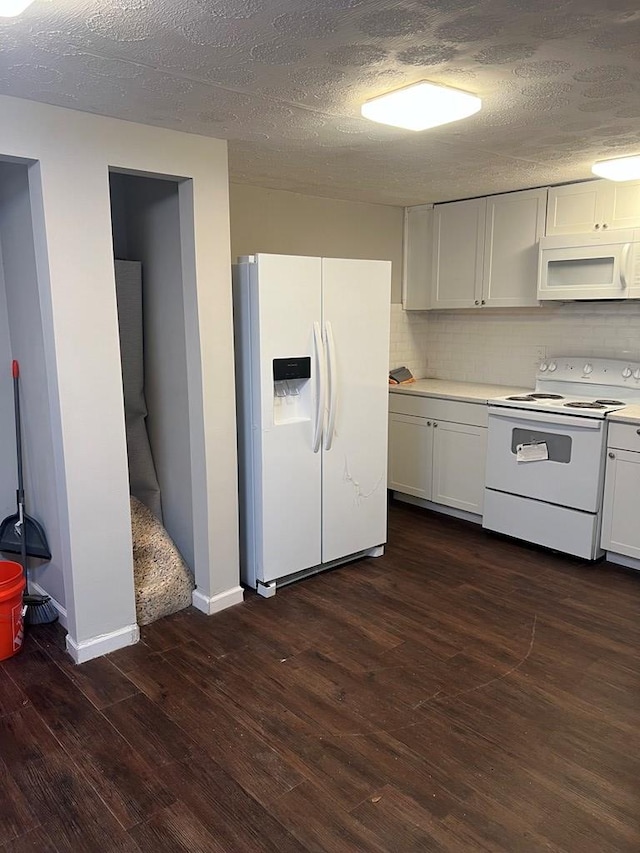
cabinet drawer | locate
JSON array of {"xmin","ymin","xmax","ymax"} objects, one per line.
[
  {"xmin": 389, "ymin": 393, "xmax": 487, "ymax": 427},
  {"xmin": 389, "ymin": 393, "xmax": 434, "ymax": 418},
  {"xmin": 608, "ymin": 421, "xmax": 640, "ymax": 452}
]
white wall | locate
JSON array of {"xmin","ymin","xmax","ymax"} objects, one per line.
[
  {"xmin": 396, "ymin": 302, "xmax": 640, "ymax": 388},
  {"xmin": 0, "ymin": 162, "xmax": 64, "ymax": 606},
  {"xmin": 0, "ymin": 95, "xmax": 240, "ymax": 660},
  {"xmin": 229, "ymin": 183, "xmax": 404, "ymax": 302}
]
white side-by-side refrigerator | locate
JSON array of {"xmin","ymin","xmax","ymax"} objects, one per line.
[{"xmin": 233, "ymin": 253, "xmax": 391, "ymax": 596}]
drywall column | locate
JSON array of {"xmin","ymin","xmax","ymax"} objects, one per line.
[
  {"xmin": 180, "ymin": 174, "xmax": 241, "ymax": 614},
  {"xmin": 0, "ymin": 95, "xmax": 241, "ymax": 661},
  {"xmin": 34, "ymin": 157, "xmax": 138, "ymax": 655}
]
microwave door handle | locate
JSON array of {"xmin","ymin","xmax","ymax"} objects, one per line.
[{"xmin": 620, "ymin": 243, "xmax": 631, "ymax": 289}]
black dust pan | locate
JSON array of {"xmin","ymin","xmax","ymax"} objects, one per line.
[
  {"xmin": 0, "ymin": 510, "xmax": 51, "ymax": 559},
  {"xmin": 0, "ymin": 361, "xmax": 51, "ymax": 561}
]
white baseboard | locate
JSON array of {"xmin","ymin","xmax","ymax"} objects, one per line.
[
  {"xmin": 65, "ymin": 623, "xmax": 140, "ymax": 664},
  {"xmin": 192, "ymin": 584, "xmax": 244, "ymax": 615},
  {"xmin": 606, "ymin": 551, "xmax": 640, "ymax": 572},
  {"xmin": 392, "ymin": 492, "xmax": 482, "ymax": 525},
  {"xmin": 30, "ymin": 581, "xmax": 68, "ymax": 630}
]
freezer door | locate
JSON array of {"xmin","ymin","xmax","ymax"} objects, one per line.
[
  {"xmin": 255, "ymin": 254, "xmax": 323, "ymax": 582},
  {"xmin": 321, "ymin": 257, "xmax": 391, "ymax": 563}
]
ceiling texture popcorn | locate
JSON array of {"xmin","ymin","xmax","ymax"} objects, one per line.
[{"xmin": 0, "ymin": 0, "xmax": 638, "ymax": 204}]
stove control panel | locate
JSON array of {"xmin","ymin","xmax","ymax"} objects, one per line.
[{"xmin": 537, "ymin": 357, "xmax": 640, "ymax": 389}]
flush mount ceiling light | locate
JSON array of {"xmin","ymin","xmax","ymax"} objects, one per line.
[
  {"xmin": 0, "ymin": 0, "xmax": 35, "ymax": 15},
  {"xmin": 361, "ymin": 81, "xmax": 482, "ymax": 132},
  {"xmin": 591, "ymin": 154, "xmax": 640, "ymax": 182}
]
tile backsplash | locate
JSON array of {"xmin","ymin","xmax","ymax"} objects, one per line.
[
  {"xmin": 390, "ymin": 301, "xmax": 640, "ymax": 388},
  {"xmin": 389, "ymin": 303, "xmax": 429, "ymax": 379}
]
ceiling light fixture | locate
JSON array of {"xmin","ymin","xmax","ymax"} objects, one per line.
[
  {"xmin": 591, "ymin": 154, "xmax": 640, "ymax": 182},
  {"xmin": 361, "ymin": 80, "xmax": 482, "ymax": 132},
  {"xmin": 0, "ymin": 0, "xmax": 35, "ymax": 16}
]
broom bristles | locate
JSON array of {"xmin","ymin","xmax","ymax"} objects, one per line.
[{"xmin": 24, "ymin": 596, "xmax": 58, "ymax": 626}]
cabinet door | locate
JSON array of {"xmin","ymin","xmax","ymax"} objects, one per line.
[
  {"xmin": 388, "ymin": 413, "xmax": 433, "ymax": 500},
  {"xmin": 431, "ymin": 198, "xmax": 485, "ymax": 309},
  {"xmin": 432, "ymin": 421, "xmax": 487, "ymax": 514},
  {"xmin": 403, "ymin": 204, "xmax": 433, "ymax": 310},
  {"xmin": 546, "ymin": 181, "xmax": 606, "ymax": 235},
  {"xmin": 601, "ymin": 449, "xmax": 640, "ymax": 559},
  {"xmin": 483, "ymin": 188, "xmax": 546, "ymax": 307},
  {"xmin": 607, "ymin": 180, "xmax": 640, "ymax": 230}
]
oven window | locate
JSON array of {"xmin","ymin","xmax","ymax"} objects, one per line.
[{"xmin": 511, "ymin": 428, "xmax": 572, "ymax": 463}]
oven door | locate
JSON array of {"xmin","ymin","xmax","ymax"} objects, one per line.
[{"xmin": 485, "ymin": 407, "xmax": 606, "ymax": 512}]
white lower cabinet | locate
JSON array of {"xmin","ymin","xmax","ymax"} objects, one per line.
[
  {"xmin": 601, "ymin": 423, "xmax": 640, "ymax": 559},
  {"xmin": 431, "ymin": 420, "xmax": 487, "ymax": 513},
  {"xmin": 388, "ymin": 413, "xmax": 434, "ymax": 500},
  {"xmin": 388, "ymin": 395, "xmax": 487, "ymax": 516}
]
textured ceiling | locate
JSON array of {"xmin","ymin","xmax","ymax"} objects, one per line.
[{"xmin": 1, "ymin": 0, "xmax": 639, "ymax": 205}]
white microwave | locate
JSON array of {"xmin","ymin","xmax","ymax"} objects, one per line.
[{"xmin": 538, "ymin": 229, "xmax": 640, "ymax": 301}]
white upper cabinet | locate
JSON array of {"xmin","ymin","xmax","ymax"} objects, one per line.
[
  {"xmin": 483, "ymin": 188, "xmax": 547, "ymax": 308},
  {"xmin": 431, "ymin": 198, "xmax": 486, "ymax": 309},
  {"xmin": 402, "ymin": 204, "xmax": 433, "ymax": 310},
  {"xmin": 609, "ymin": 181, "xmax": 640, "ymax": 230},
  {"xmin": 546, "ymin": 179, "xmax": 640, "ymax": 235},
  {"xmin": 427, "ymin": 188, "xmax": 545, "ymax": 310}
]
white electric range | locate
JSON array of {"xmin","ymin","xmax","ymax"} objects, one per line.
[{"xmin": 482, "ymin": 357, "xmax": 640, "ymax": 559}]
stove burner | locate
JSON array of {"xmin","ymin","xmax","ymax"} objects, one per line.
[
  {"xmin": 506, "ymin": 395, "xmax": 536, "ymax": 401},
  {"xmin": 594, "ymin": 399, "xmax": 625, "ymax": 406},
  {"xmin": 530, "ymin": 393, "xmax": 564, "ymax": 399},
  {"xmin": 564, "ymin": 401, "xmax": 606, "ymax": 409}
]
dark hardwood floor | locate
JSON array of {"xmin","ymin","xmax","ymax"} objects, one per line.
[{"xmin": 1, "ymin": 500, "xmax": 640, "ymax": 852}]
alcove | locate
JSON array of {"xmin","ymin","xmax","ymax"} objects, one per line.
[
  {"xmin": 0, "ymin": 159, "xmax": 63, "ymax": 608},
  {"xmin": 109, "ymin": 170, "xmax": 195, "ymax": 589}
]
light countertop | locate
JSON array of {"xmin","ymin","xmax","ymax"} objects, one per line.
[
  {"xmin": 609, "ymin": 405, "xmax": 640, "ymax": 425},
  {"xmin": 389, "ymin": 378, "xmax": 530, "ymax": 404}
]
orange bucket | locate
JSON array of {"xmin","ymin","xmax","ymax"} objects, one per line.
[{"xmin": 0, "ymin": 560, "xmax": 25, "ymax": 661}]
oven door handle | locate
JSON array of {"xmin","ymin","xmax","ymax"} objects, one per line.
[{"xmin": 488, "ymin": 406, "xmax": 602, "ymax": 430}]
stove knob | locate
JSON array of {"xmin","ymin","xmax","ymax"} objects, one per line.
[
  {"xmin": 633, "ymin": 369, "xmax": 640, "ymax": 381},
  {"xmin": 539, "ymin": 361, "xmax": 548, "ymax": 372},
  {"xmin": 547, "ymin": 361, "xmax": 557, "ymax": 372},
  {"xmin": 622, "ymin": 367, "xmax": 632, "ymax": 379},
  {"xmin": 583, "ymin": 362, "xmax": 593, "ymax": 375}
]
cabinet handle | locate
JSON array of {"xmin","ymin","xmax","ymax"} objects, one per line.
[
  {"xmin": 433, "ymin": 422, "xmax": 438, "ymax": 428},
  {"xmin": 474, "ymin": 300, "xmax": 479, "ymax": 305},
  {"xmin": 481, "ymin": 299, "xmax": 486, "ymax": 305},
  {"xmin": 426, "ymin": 421, "xmax": 432, "ymax": 426},
  {"xmin": 594, "ymin": 223, "xmax": 600, "ymax": 230},
  {"xmin": 602, "ymin": 223, "xmax": 608, "ymax": 229},
  {"xmin": 636, "ymin": 429, "xmax": 640, "ymax": 435},
  {"xmin": 608, "ymin": 452, "xmax": 615, "ymax": 459}
]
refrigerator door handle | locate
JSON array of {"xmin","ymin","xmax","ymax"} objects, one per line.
[
  {"xmin": 324, "ymin": 321, "xmax": 338, "ymax": 451},
  {"xmin": 312, "ymin": 321, "xmax": 326, "ymax": 453}
]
